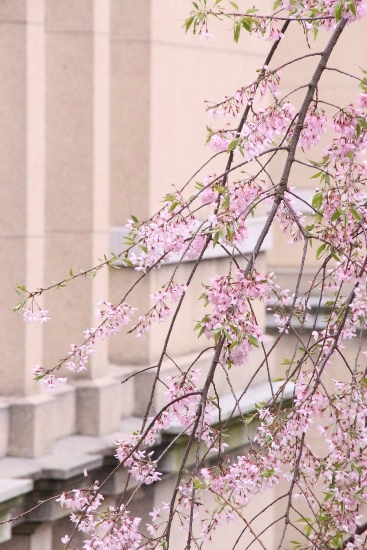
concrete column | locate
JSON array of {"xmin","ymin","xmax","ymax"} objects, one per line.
[
  {"xmin": 0, "ymin": 0, "xmax": 56, "ymax": 458},
  {"xmin": 109, "ymin": 1, "xmax": 152, "ymax": 367},
  {"xmin": 0, "ymin": 0, "xmax": 45, "ymax": 397},
  {"xmin": 45, "ymin": 0, "xmax": 119, "ymax": 436}
]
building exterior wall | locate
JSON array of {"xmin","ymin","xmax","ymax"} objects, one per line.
[
  {"xmin": 0, "ymin": 1, "xmax": 366, "ymax": 548},
  {"xmin": 0, "ymin": 2, "xmax": 272, "ymax": 547}
]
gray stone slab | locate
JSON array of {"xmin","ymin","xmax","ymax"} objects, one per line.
[
  {"xmin": 38, "ymin": 454, "xmax": 103, "ymax": 480},
  {"xmin": 0, "ymin": 478, "xmax": 33, "ymax": 502},
  {"xmin": 0, "ymin": 457, "xmax": 44, "ymax": 480}
]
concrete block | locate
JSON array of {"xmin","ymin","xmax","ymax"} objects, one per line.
[
  {"xmin": 108, "ymin": 364, "xmax": 140, "ymax": 419},
  {"xmin": 8, "ymin": 394, "xmax": 54, "ymax": 458},
  {"xmin": 75, "ymin": 377, "xmax": 122, "ymax": 436},
  {"xmin": 53, "ymin": 385, "xmax": 76, "ymax": 440}
]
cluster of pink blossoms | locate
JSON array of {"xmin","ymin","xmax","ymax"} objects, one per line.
[
  {"xmin": 141, "ymin": 368, "xmax": 367, "ymax": 545},
  {"xmin": 57, "ymin": 483, "xmax": 104, "ymax": 514},
  {"xmin": 200, "ymin": 173, "xmax": 218, "ymax": 205},
  {"xmin": 201, "ymin": 449, "xmax": 281, "ymax": 519},
  {"xmin": 66, "ymin": 301, "xmax": 136, "ymax": 373},
  {"xmin": 201, "ymin": 176, "xmax": 269, "ymax": 247},
  {"xmin": 297, "ymin": 104, "xmax": 328, "ymax": 149},
  {"xmin": 126, "ymin": 203, "xmax": 207, "ymax": 272},
  {"xmin": 23, "ymin": 308, "xmax": 50, "ymax": 324},
  {"xmin": 30, "ymin": 301, "xmax": 136, "ymax": 392},
  {"xmin": 164, "ymin": 369, "xmax": 222, "ymax": 450},
  {"xmin": 115, "ymin": 436, "xmax": 162, "ymax": 485},
  {"xmin": 256, "ymin": 371, "xmax": 367, "ymax": 545},
  {"xmin": 131, "ymin": 282, "xmax": 187, "ymax": 337},
  {"xmin": 62, "ymin": 506, "xmax": 143, "ymax": 549},
  {"xmin": 209, "ymin": 100, "xmax": 295, "ymax": 160},
  {"xmin": 326, "ymin": 105, "xmax": 367, "ymax": 171},
  {"xmin": 206, "ymin": 67, "xmax": 281, "ymax": 119},
  {"xmin": 273, "ymin": 190, "xmax": 306, "ymax": 245},
  {"xmin": 197, "ymin": 269, "xmax": 274, "ymax": 367},
  {"xmin": 270, "ymin": 287, "xmax": 311, "ymax": 333},
  {"xmin": 114, "ymin": 370, "xmax": 216, "ymax": 491},
  {"xmin": 31, "ymin": 369, "xmax": 68, "ymax": 392},
  {"xmin": 318, "ymin": 279, "xmax": 367, "ymax": 349},
  {"xmin": 281, "ymin": 0, "xmax": 367, "ymax": 27}
]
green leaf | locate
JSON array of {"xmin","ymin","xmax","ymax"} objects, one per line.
[
  {"xmin": 198, "ymin": 326, "xmax": 206, "ymax": 338},
  {"xmin": 312, "ymin": 192, "xmax": 323, "ymax": 210},
  {"xmin": 185, "ymin": 16, "xmax": 195, "ymax": 33},
  {"xmin": 358, "ymin": 117, "xmax": 367, "ymax": 129},
  {"xmin": 193, "ymin": 478, "xmax": 207, "ymax": 490},
  {"xmin": 130, "ymin": 215, "xmax": 139, "ymax": 223},
  {"xmin": 349, "ymin": 1, "xmax": 357, "ymax": 16},
  {"xmin": 350, "ymin": 208, "xmax": 361, "ymax": 221},
  {"xmin": 15, "ymin": 284, "xmax": 28, "ymax": 292},
  {"xmin": 163, "ymin": 193, "xmax": 176, "ymax": 202},
  {"xmin": 226, "ymin": 226, "xmax": 233, "ymax": 243},
  {"xmin": 222, "ymin": 194, "xmax": 230, "ymax": 209},
  {"xmin": 69, "ymin": 267, "xmax": 73, "ymax": 277},
  {"xmin": 122, "ymin": 258, "xmax": 134, "ymax": 267},
  {"xmin": 227, "ymin": 139, "xmax": 239, "ymax": 152},
  {"xmin": 331, "ymin": 210, "xmax": 342, "ymax": 222},
  {"xmin": 334, "ymin": 1, "xmax": 342, "ymax": 21},
  {"xmin": 310, "ymin": 171, "xmax": 322, "ymax": 179},
  {"xmin": 214, "ymin": 184, "xmax": 225, "ymax": 193},
  {"xmin": 248, "ymin": 335, "xmax": 260, "ymax": 348},
  {"xmin": 316, "ymin": 243, "xmax": 326, "ymax": 259},
  {"xmin": 208, "ymin": 396, "xmax": 220, "ymax": 409},
  {"xmin": 241, "ymin": 16, "xmax": 252, "ymax": 32},
  {"xmin": 229, "ymin": 1, "xmax": 238, "ymax": 9},
  {"xmin": 233, "ymin": 22, "xmax": 241, "ymax": 43},
  {"xmin": 330, "ymin": 247, "xmax": 340, "ymax": 261},
  {"xmin": 213, "ymin": 230, "xmax": 221, "ymax": 247},
  {"xmin": 11, "ymin": 299, "xmax": 27, "ymax": 312}
]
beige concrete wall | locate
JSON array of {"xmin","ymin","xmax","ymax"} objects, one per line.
[
  {"xmin": 109, "ymin": 2, "xmax": 272, "ymax": 368},
  {"xmin": 0, "ymin": 0, "xmax": 115, "ymax": 456},
  {"xmin": 1, "ymin": 2, "xmax": 365, "ymax": 548},
  {"xmin": 149, "ymin": 3, "xmax": 270, "ymax": 213}
]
